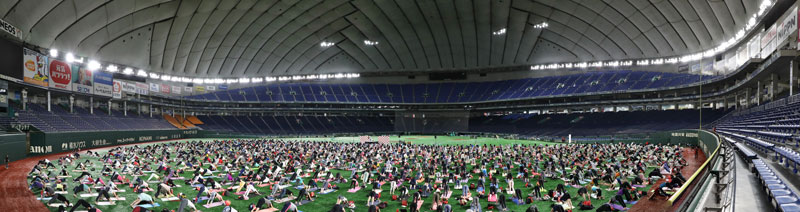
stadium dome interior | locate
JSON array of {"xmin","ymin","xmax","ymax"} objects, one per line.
[{"xmin": 0, "ymin": 0, "xmax": 798, "ymax": 211}]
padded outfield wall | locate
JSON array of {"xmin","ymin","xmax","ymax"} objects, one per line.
[
  {"xmin": 0, "ymin": 129, "xmax": 259, "ymax": 164},
  {"xmin": 26, "ymin": 129, "xmax": 207, "ymax": 156}
]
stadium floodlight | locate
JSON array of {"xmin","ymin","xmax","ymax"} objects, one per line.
[
  {"xmin": 364, "ymin": 40, "xmax": 379, "ymax": 45},
  {"xmin": 492, "ymin": 28, "xmax": 506, "ymax": 35},
  {"xmin": 292, "ymin": 75, "xmax": 306, "ymax": 80},
  {"xmin": 214, "ymin": 78, "xmax": 224, "ymax": 84},
  {"xmin": 49, "ymin": 49, "xmax": 58, "ymax": 57},
  {"xmin": 636, "ymin": 60, "xmax": 649, "ymax": 66},
  {"xmin": 149, "ymin": 73, "xmax": 160, "ymax": 79},
  {"xmin": 651, "ymin": 58, "xmax": 664, "ymax": 65},
  {"xmin": 320, "ymin": 41, "xmax": 335, "ymax": 47},
  {"xmin": 160, "ymin": 75, "xmax": 171, "ymax": 81},
  {"xmin": 278, "ymin": 76, "xmax": 291, "ymax": 81},
  {"xmin": 238, "ymin": 78, "xmax": 250, "ymax": 83},
  {"xmin": 181, "ymin": 77, "xmax": 192, "ymax": 83},
  {"xmin": 251, "ymin": 77, "xmax": 263, "ymax": 83},
  {"xmin": 106, "ymin": 65, "xmax": 118, "ymax": 73},
  {"xmin": 265, "ymin": 77, "xmax": 277, "ymax": 82},
  {"xmin": 606, "ymin": 61, "xmax": 619, "ymax": 67},
  {"xmin": 226, "ymin": 79, "xmax": 237, "ymax": 84},
  {"xmin": 193, "ymin": 78, "xmax": 204, "ymax": 84},
  {"xmin": 136, "ymin": 69, "xmax": 148, "ymax": 77},
  {"xmin": 65, "ymin": 52, "xmax": 76, "ymax": 63},
  {"xmin": 620, "ymin": 61, "xmax": 633, "ymax": 66},
  {"xmin": 122, "ymin": 68, "xmax": 134, "ymax": 75},
  {"xmin": 334, "ymin": 73, "xmax": 345, "ymax": 79},
  {"xmin": 575, "ymin": 62, "xmax": 588, "ymax": 68},
  {"xmin": 203, "ymin": 78, "xmax": 213, "ymax": 84},
  {"xmin": 87, "ymin": 60, "xmax": 101, "ymax": 71},
  {"xmin": 533, "ymin": 22, "xmax": 548, "ymax": 29},
  {"xmin": 319, "ymin": 74, "xmax": 329, "ymax": 79},
  {"xmin": 306, "ymin": 75, "xmax": 318, "ymax": 80}
]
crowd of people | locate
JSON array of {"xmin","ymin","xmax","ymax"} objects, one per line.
[{"xmin": 28, "ymin": 139, "xmax": 690, "ymax": 212}]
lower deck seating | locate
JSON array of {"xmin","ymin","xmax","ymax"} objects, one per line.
[{"xmin": 752, "ymin": 159, "xmax": 800, "ymax": 212}]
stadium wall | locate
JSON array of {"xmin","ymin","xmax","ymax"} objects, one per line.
[
  {"xmin": 26, "ymin": 129, "xmax": 208, "ymax": 156},
  {"xmin": 0, "ymin": 133, "xmax": 28, "ymax": 164}
]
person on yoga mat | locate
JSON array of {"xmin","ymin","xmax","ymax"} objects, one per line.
[
  {"xmin": 48, "ymin": 193, "xmax": 72, "ymax": 207},
  {"xmin": 249, "ymin": 196, "xmax": 274, "ymax": 212},
  {"xmin": 177, "ymin": 193, "xmax": 198, "ymax": 212},
  {"xmin": 130, "ymin": 192, "xmax": 154, "ymax": 207},
  {"xmin": 69, "ymin": 199, "xmax": 94, "ymax": 212}
]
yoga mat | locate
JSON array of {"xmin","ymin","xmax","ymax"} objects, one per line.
[
  {"xmin": 110, "ymin": 197, "xmax": 126, "ymax": 201},
  {"xmin": 111, "ymin": 190, "xmax": 126, "ymax": 193},
  {"xmin": 54, "ymin": 191, "xmax": 68, "ymax": 194},
  {"xmin": 139, "ymin": 203, "xmax": 161, "ymax": 208},
  {"xmin": 274, "ymin": 196, "xmax": 296, "ymax": 203},
  {"xmin": 256, "ymin": 208, "xmax": 278, "ymax": 212},
  {"xmin": 96, "ymin": 202, "xmax": 115, "ymax": 206},
  {"xmin": 320, "ymin": 189, "xmax": 336, "ymax": 194},
  {"xmin": 80, "ymin": 193, "xmax": 99, "ymax": 197},
  {"xmin": 632, "ymin": 185, "xmax": 646, "ymax": 188},
  {"xmin": 347, "ymin": 187, "xmax": 361, "ymax": 193},
  {"xmin": 160, "ymin": 197, "xmax": 179, "ymax": 201},
  {"xmin": 48, "ymin": 203, "xmax": 66, "ymax": 207},
  {"xmin": 36, "ymin": 197, "xmax": 52, "ymax": 201},
  {"xmin": 203, "ymin": 202, "xmax": 224, "ymax": 208}
]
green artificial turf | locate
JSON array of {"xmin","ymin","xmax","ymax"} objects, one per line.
[{"xmin": 32, "ymin": 137, "xmax": 653, "ymax": 212}]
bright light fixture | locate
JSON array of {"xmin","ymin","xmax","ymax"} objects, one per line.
[
  {"xmin": 87, "ymin": 60, "xmax": 101, "ymax": 71},
  {"xmin": 49, "ymin": 49, "xmax": 58, "ymax": 57},
  {"xmin": 65, "ymin": 52, "xmax": 75, "ymax": 63},
  {"xmin": 492, "ymin": 28, "xmax": 507, "ymax": 35},
  {"xmin": 320, "ymin": 41, "xmax": 335, "ymax": 47},
  {"xmin": 106, "ymin": 65, "xmax": 118, "ymax": 72},
  {"xmin": 136, "ymin": 69, "xmax": 147, "ymax": 77},
  {"xmin": 364, "ymin": 40, "xmax": 379, "ymax": 45}
]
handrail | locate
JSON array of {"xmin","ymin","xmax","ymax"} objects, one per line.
[{"xmin": 668, "ymin": 130, "xmax": 721, "ymax": 204}]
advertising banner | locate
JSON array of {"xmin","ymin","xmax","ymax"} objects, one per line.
[
  {"xmin": 0, "ymin": 80, "xmax": 8, "ymax": 108},
  {"xmin": 22, "ymin": 48, "xmax": 49, "ymax": 87},
  {"xmin": 112, "ymin": 80, "xmax": 122, "ymax": 99},
  {"xmin": 149, "ymin": 82, "xmax": 159, "ymax": 92},
  {"xmin": 172, "ymin": 85, "xmax": 182, "ymax": 95},
  {"xmin": 48, "ymin": 59, "xmax": 72, "ymax": 90},
  {"xmin": 135, "ymin": 82, "xmax": 148, "ymax": 95},
  {"xmin": 72, "ymin": 66, "xmax": 93, "ymax": 94},
  {"xmin": 160, "ymin": 84, "xmax": 170, "ymax": 94},
  {"xmin": 194, "ymin": 86, "xmax": 205, "ymax": 92},
  {"xmin": 0, "ymin": 18, "xmax": 21, "ymax": 39},
  {"xmin": 121, "ymin": 81, "xmax": 136, "ymax": 93},
  {"xmin": 762, "ymin": 25, "xmax": 778, "ymax": 57},
  {"xmin": 206, "ymin": 85, "xmax": 216, "ymax": 91},
  {"xmin": 777, "ymin": 6, "xmax": 798, "ymax": 45},
  {"xmin": 218, "ymin": 84, "xmax": 228, "ymax": 90},
  {"xmin": 93, "ymin": 71, "xmax": 113, "ymax": 97}
]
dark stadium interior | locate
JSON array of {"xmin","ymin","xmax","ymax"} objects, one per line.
[{"xmin": 0, "ymin": 0, "xmax": 798, "ymax": 212}]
